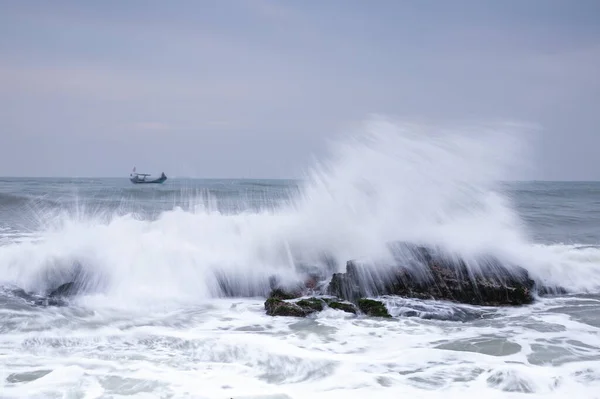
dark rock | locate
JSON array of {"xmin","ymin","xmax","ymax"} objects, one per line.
[
  {"xmin": 48, "ymin": 282, "xmax": 77, "ymax": 298},
  {"xmin": 40, "ymin": 260, "xmax": 101, "ymax": 296},
  {"xmin": 264, "ymin": 295, "xmax": 362, "ymax": 317},
  {"xmin": 265, "ymin": 296, "xmax": 331, "ymax": 317},
  {"xmin": 8, "ymin": 287, "xmax": 32, "ymax": 301},
  {"xmin": 357, "ymin": 299, "xmax": 392, "ymax": 318},
  {"xmin": 2, "ymin": 285, "xmax": 69, "ymax": 307},
  {"xmin": 328, "ymin": 242, "xmax": 536, "ymax": 307},
  {"xmin": 328, "ymin": 272, "xmax": 360, "ymax": 302},
  {"xmin": 33, "ymin": 297, "xmax": 68, "ymax": 307},
  {"xmin": 264, "ymin": 298, "xmax": 310, "ymax": 317},
  {"xmin": 268, "ymin": 288, "xmax": 302, "ymax": 300},
  {"xmin": 296, "ymin": 298, "xmax": 324, "ymax": 312},
  {"xmin": 324, "ymin": 300, "xmax": 358, "ymax": 314},
  {"xmin": 535, "ymin": 285, "xmax": 568, "ymax": 296}
]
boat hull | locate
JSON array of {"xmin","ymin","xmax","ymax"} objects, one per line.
[{"xmin": 130, "ymin": 176, "xmax": 167, "ymax": 184}]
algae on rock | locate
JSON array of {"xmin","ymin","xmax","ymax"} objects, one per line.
[{"xmin": 357, "ymin": 299, "xmax": 392, "ymax": 318}]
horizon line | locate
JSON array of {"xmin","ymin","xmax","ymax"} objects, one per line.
[{"xmin": 0, "ymin": 176, "xmax": 599, "ymax": 183}]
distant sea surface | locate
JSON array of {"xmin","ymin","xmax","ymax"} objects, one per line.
[
  {"xmin": 2, "ymin": 178, "xmax": 600, "ymax": 245},
  {"xmin": 1, "ymin": 130, "xmax": 600, "ymax": 398}
]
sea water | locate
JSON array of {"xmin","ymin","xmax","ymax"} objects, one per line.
[{"xmin": 0, "ymin": 119, "xmax": 599, "ymax": 398}]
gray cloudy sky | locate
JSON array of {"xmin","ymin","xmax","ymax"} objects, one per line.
[{"xmin": 1, "ymin": 0, "xmax": 599, "ymax": 179}]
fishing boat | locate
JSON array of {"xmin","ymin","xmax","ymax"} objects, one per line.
[{"xmin": 129, "ymin": 167, "xmax": 167, "ymax": 184}]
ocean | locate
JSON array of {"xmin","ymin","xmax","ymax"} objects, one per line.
[{"xmin": 1, "ymin": 124, "xmax": 600, "ymax": 398}]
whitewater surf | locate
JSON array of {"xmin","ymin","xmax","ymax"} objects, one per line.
[{"xmin": 0, "ymin": 119, "xmax": 599, "ymax": 398}]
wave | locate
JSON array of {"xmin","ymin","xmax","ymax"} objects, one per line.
[
  {"xmin": 0, "ymin": 192, "xmax": 62, "ymax": 208},
  {"xmin": 0, "ymin": 117, "xmax": 599, "ymax": 307}
]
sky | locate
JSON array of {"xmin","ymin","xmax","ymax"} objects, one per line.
[{"xmin": 0, "ymin": 0, "xmax": 599, "ymax": 179}]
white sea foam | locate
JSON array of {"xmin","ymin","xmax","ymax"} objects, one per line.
[{"xmin": 1, "ymin": 297, "xmax": 599, "ymax": 398}]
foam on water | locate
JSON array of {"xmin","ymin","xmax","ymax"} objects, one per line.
[
  {"xmin": 1, "ymin": 118, "xmax": 600, "ymax": 306},
  {"xmin": 1, "ymin": 296, "xmax": 599, "ymax": 398}
]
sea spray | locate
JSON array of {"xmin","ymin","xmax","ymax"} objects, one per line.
[
  {"xmin": 289, "ymin": 118, "xmax": 529, "ymax": 262},
  {"xmin": 0, "ymin": 118, "xmax": 599, "ymax": 306}
]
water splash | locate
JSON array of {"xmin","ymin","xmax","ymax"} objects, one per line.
[{"xmin": 0, "ymin": 117, "xmax": 599, "ymax": 306}]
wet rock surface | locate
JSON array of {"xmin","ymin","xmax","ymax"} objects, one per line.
[
  {"xmin": 264, "ymin": 290, "xmax": 360, "ymax": 317},
  {"xmin": 268, "ymin": 287, "xmax": 302, "ymax": 300},
  {"xmin": 535, "ymin": 285, "xmax": 569, "ymax": 296},
  {"xmin": 1, "ymin": 279, "xmax": 83, "ymax": 308},
  {"xmin": 323, "ymin": 298, "xmax": 358, "ymax": 314},
  {"xmin": 4, "ymin": 286, "xmax": 69, "ymax": 307},
  {"xmin": 262, "ymin": 242, "xmax": 563, "ymax": 318},
  {"xmin": 264, "ymin": 297, "xmax": 311, "ymax": 317},
  {"xmin": 328, "ymin": 242, "xmax": 537, "ymax": 307},
  {"xmin": 295, "ymin": 298, "xmax": 324, "ymax": 312},
  {"xmin": 357, "ymin": 299, "xmax": 392, "ymax": 318},
  {"xmin": 48, "ymin": 282, "xmax": 78, "ymax": 298}
]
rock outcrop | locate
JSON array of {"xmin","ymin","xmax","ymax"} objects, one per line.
[
  {"xmin": 4, "ymin": 286, "xmax": 69, "ymax": 307},
  {"xmin": 327, "ymin": 242, "xmax": 536, "ymax": 307},
  {"xmin": 48, "ymin": 282, "xmax": 78, "ymax": 298},
  {"xmin": 263, "ymin": 242, "xmax": 545, "ymax": 318},
  {"xmin": 357, "ymin": 299, "xmax": 392, "ymax": 318},
  {"xmin": 325, "ymin": 299, "xmax": 358, "ymax": 314},
  {"xmin": 268, "ymin": 287, "xmax": 302, "ymax": 300},
  {"xmin": 264, "ymin": 291, "xmax": 359, "ymax": 317},
  {"xmin": 265, "ymin": 297, "xmax": 313, "ymax": 317}
]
